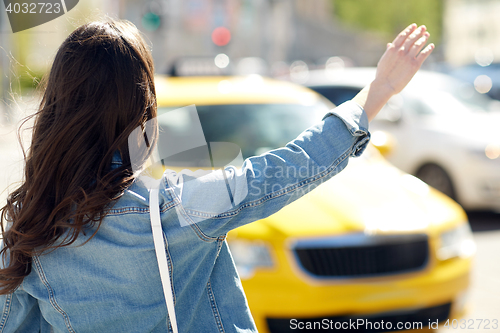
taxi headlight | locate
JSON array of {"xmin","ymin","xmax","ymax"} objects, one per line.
[
  {"xmin": 437, "ymin": 223, "xmax": 476, "ymax": 261},
  {"xmin": 228, "ymin": 240, "xmax": 274, "ymax": 279}
]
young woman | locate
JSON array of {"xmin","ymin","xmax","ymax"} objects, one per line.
[{"xmin": 0, "ymin": 20, "xmax": 432, "ymax": 332}]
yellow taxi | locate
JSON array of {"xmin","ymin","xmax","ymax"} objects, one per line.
[{"xmin": 154, "ymin": 75, "xmax": 474, "ymax": 333}]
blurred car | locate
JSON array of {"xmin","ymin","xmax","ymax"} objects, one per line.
[
  {"xmin": 443, "ymin": 63, "xmax": 500, "ymax": 101},
  {"xmin": 154, "ymin": 75, "xmax": 474, "ymax": 333},
  {"xmin": 304, "ymin": 67, "xmax": 500, "ymax": 212}
]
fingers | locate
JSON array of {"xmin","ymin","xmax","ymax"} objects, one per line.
[
  {"xmin": 402, "ymin": 25, "xmax": 427, "ymax": 52},
  {"xmin": 392, "ymin": 23, "xmax": 417, "ymax": 47},
  {"xmin": 375, "ymin": 23, "xmax": 435, "ymax": 96},
  {"xmin": 391, "ymin": 24, "xmax": 434, "ymax": 62},
  {"xmin": 408, "ymin": 31, "xmax": 430, "ymax": 58},
  {"xmin": 416, "ymin": 43, "xmax": 435, "ymax": 63}
]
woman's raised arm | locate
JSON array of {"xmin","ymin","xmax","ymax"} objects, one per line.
[{"xmin": 354, "ymin": 23, "xmax": 435, "ymax": 121}]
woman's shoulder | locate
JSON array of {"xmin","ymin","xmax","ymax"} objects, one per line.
[
  {"xmin": 104, "ymin": 177, "xmax": 152, "ymax": 215},
  {"xmin": 105, "ymin": 176, "xmax": 177, "ymax": 216}
]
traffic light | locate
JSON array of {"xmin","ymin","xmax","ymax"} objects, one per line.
[
  {"xmin": 142, "ymin": 1, "xmax": 163, "ymax": 32},
  {"xmin": 211, "ymin": 27, "xmax": 231, "ymax": 47},
  {"xmin": 142, "ymin": 12, "xmax": 161, "ymax": 32}
]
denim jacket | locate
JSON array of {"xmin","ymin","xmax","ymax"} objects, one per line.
[{"xmin": 0, "ymin": 101, "xmax": 369, "ymax": 333}]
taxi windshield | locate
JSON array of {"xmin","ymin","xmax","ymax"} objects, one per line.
[{"xmin": 157, "ymin": 103, "xmax": 328, "ymax": 159}]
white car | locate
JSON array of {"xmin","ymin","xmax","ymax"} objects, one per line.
[{"xmin": 303, "ymin": 67, "xmax": 500, "ymax": 211}]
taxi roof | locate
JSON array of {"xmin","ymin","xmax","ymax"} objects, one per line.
[{"xmin": 155, "ymin": 75, "xmax": 322, "ymax": 107}]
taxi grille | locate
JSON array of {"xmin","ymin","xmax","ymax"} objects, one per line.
[{"xmin": 294, "ymin": 234, "xmax": 429, "ymax": 278}]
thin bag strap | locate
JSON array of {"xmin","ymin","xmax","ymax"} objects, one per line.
[{"xmin": 149, "ymin": 188, "xmax": 179, "ymax": 333}]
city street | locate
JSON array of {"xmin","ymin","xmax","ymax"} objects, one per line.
[
  {"xmin": 1, "ymin": 100, "xmax": 500, "ymax": 332},
  {"xmin": 0, "ymin": 0, "xmax": 499, "ymax": 331}
]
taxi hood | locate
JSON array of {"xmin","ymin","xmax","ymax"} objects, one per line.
[{"xmin": 236, "ymin": 147, "xmax": 466, "ymax": 239}]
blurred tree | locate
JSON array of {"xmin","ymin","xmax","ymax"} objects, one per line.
[{"xmin": 332, "ymin": 0, "xmax": 443, "ymax": 45}]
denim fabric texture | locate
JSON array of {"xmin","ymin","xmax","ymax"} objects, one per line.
[{"xmin": 0, "ymin": 101, "xmax": 369, "ymax": 333}]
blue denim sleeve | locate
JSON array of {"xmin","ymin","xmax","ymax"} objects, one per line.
[
  {"xmin": 164, "ymin": 101, "xmax": 370, "ymax": 237},
  {"xmin": 0, "ymin": 288, "xmax": 49, "ymax": 333}
]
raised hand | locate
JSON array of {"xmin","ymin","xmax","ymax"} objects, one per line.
[
  {"xmin": 375, "ymin": 23, "xmax": 434, "ymax": 95},
  {"xmin": 353, "ymin": 23, "xmax": 434, "ymax": 121}
]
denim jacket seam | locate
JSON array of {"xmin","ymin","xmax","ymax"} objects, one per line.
[
  {"xmin": 185, "ymin": 146, "xmax": 352, "ymax": 220},
  {"xmin": 105, "ymin": 196, "xmax": 177, "ymax": 214},
  {"xmin": 33, "ymin": 256, "xmax": 76, "ymax": 333},
  {"xmin": 0, "ymin": 294, "xmax": 11, "ymax": 333},
  {"xmin": 105, "ymin": 206, "xmax": 149, "ymax": 215},
  {"xmin": 162, "ymin": 176, "xmax": 218, "ymax": 243},
  {"xmin": 206, "ymin": 279, "xmax": 225, "ymax": 333},
  {"xmin": 187, "ymin": 209, "xmax": 219, "ymax": 242},
  {"xmin": 215, "ymin": 235, "xmax": 226, "ymax": 260},
  {"xmin": 160, "ymin": 200, "xmax": 177, "ymax": 213}
]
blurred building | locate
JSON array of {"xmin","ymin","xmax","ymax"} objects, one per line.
[
  {"xmin": 0, "ymin": 0, "xmax": 117, "ymax": 75},
  {"xmin": 123, "ymin": 0, "xmax": 386, "ymax": 75},
  {"xmin": 290, "ymin": 0, "xmax": 385, "ymax": 67},
  {"xmin": 444, "ymin": 0, "xmax": 500, "ymax": 66},
  {"xmin": 0, "ymin": 0, "xmax": 116, "ymax": 122},
  {"xmin": 0, "ymin": 0, "xmax": 390, "ymax": 98}
]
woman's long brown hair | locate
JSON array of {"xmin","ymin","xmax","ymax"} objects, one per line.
[{"xmin": 0, "ymin": 20, "xmax": 157, "ymax": 294}]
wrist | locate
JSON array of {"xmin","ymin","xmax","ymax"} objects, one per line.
[
  {"xmin": 352, "ymin": 81, "xmax": 395, "ymax": 122},
  {"xmin": 370, "ymin": 78, "xmax": 397, "ymax": 101}
]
